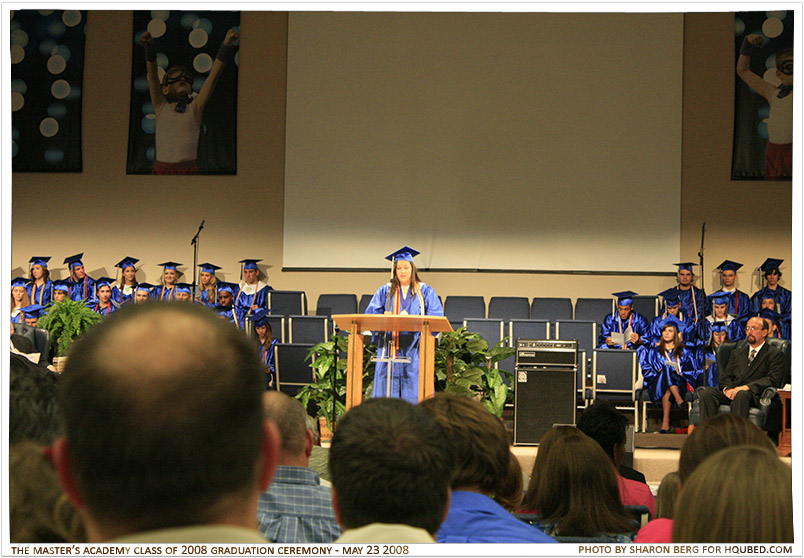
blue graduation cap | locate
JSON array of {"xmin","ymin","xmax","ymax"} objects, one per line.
[
  {"xmin": 385, "ymin": 246, "xmax": 420, "ymax": 263},
  {"xmin": 657, "ymin": 288, "xmax": 680, "ymax": 307},
  {"xmin": 52, "ymin": 279, "xmax": 71, "ymax": 293},
  {"xmin": 198, "ymin": 262, "xmax": 222, "ymax": 274},
  {"xmin": 63, "ymin": 253, "xmax": 84, "ymax": 268},
  {"xmin": 158, "ymin": 261, "xmax": 182, "ymax": 271},
  {"xmin": 175, "ymin": 283, "xmax": 192, "ymax": 295},
  {"xmin": 239, "ymin": 259, "xmax": 261, "ymax": 270},
  {"xmin": 710, "ymin": 321, "xmax": 728, "ymax": 333},
  {"xmin": 29, "ymin": 256, "xmax": 51, "ymax": 268},
  {"xmin": 136, "ymin": 282, "xmax": 155, "ymax": 292},
  {"xmin": 94, "ymin": 277, "xmax": 115, "ymax": 289},
  {"xmin": 717, "ymin": 260, "xmax": 743, "ymax": 272},
  {"xmin": 758, "ymin": 308, "xmax": 781, "ymax": 323},
  {"xmin": 709, "ymin": 291, "xmax": 730, "ymax": 306},
  {"xmin": 251, "ymin": 307, "xmax": 272, "ymax": 327},
  {"xmin": 612, "ymin": 291, "xmax": 638, "ymax": 306},
  {"xmin": 760, "ymin": 291, "xmax": 777, "ymax": 302},
  {"xmin": 659, "ymin": 314, "xmax": 683, "ymax": 331},
  {"xmin": 115, "ymin": 257, "xmax": 139, "ymax": 270},
  {"xmin": 217, "ymin": 281, "xmax": 237, "ymax": 295},
  {"xmin": 673, "ymin": 262, "xmax": 695, "ymax": 272},
  {"xmin": 19, "ymin": 304, "xmax": 45, "ymax": 318},
  {"xmin": 11, "ymin": 277, "xmax": 29, "ymax": 289},
  {"xmin": 760, "ymin": 258, "xmax": 784, "ymax": 273}
]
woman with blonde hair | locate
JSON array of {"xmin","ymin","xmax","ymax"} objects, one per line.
[
  {"xmin": 151, "ymin": 261, "xmax": 182, "ymax": 301},
  {"xmin": 673, "ymin": 445, "xmax": 792, "ymax": 542},
  {"xmin": 196, "ymin": 262, "xmax": 220, "ymax": 306},
  {"xmin": 112, "ymin": 257, "xmax": 139, "ymax": 305},
  {"xmin": 11, "ymin": 277, "xmax": 32, "ymax": 324}
]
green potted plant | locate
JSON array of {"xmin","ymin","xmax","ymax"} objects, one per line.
[
  {"xmin": 434, "ymin": 327, "xmax": 516, "ymax": 417},
  {"xmin": 37, "ymin": 299, "xmax": 103, "ymax": 370},
  {"xmin": 295, "ymin": 332, "xmax": 376, "ymax": 443}
]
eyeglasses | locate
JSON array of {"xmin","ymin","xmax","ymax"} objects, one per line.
[{"xmin": 745, "ymin": 326, "xmax": 765, "ymax": 331}]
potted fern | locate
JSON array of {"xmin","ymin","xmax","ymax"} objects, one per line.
[{"xmin": 38, "ymin": 299, "xmax": 103, "ymax": 370}]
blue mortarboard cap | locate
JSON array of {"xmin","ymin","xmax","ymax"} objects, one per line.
[
  {"xmin": 711, "ymin": 321, "xmax": 728, "ymax": 333},
  {"xmin": 52, "ymin": 279, "xmax": 71, "ymax": 292},
  {"xmin": 385, "ymin": 246, "xmax": 420, "ymax": 263},
  {"xmin": 115, "ymin": 256, "xmax": 139, "ymax": 270},
  {"xmin": 217, "ymin": 281, "xmax": 237, "ymax": 294},
  {"xmin": 660, "ymin": 314, "xmax": 683, "ymax": 331},
  {"xmin": 20, "ymin": 304, "xmax": 45, "ymax": 318},
  {"xmin": 657, "ymin": 288, "xmax": 680, "ymax": 306},
  {"xmin": 198, "ymin": 262, "xmax": 222, "ymax": 274},
  {"xmin": 760, "ymin": 258, "xmax": 784, "ymax": 272},
  {"xmin": 251, "ymin": 307, "xmax": 272, "ymax": 326},
  {"xmin": 238, "ymin": 259, "xmax": 262, "ymax": 270},
  {"xmin": 11, "ymin": 277, "xmax": 29, "ymax": 288},
  {"xmin": 674, "ymin": 262, "xmax": 695, "ymax": 272},
  {"xmin": 175, "ymin": 283, "xmax": 192, "ymax": 295},
  {"xmin": 759, "ymin": 308, "xmax": 781, "ymax": 322},
  {"xmin": 136, "ymin": 282, "xmax": 155, "ymax": 292},
  {"xmin": 158, "ymin": 261, "xmax": 182, "ymax": 271},
  {"xmin": 612, "ymin": 290, "xmax": 637, "ymax": 306},
  {"xmin": 760, "ymin": 291, "xmax": 777, "ymax": 301},
  {"xmin": 717, "ymin": 260, "xmax": 743, "ymax": 272},
  {"xmin": 29, "ymin": 256, "xmax": 51, "ymax": 267},
  {"xmin": 94, "ymin": 277, "xmax": 115, "ymax": 288},
  {"xmin": 63, "ymin": 253, "xmax": 84, "ymax": 268},
  {"xmin": 709, "ymin": 291, "xmax": 730, "ymax": 305}
]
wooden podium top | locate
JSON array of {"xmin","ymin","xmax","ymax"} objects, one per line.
[{"xmin": 332, "ymin": 314, "xmax": 453, "ymax": 333}]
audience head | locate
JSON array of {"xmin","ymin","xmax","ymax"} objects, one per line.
[
  {"xmin": 10, "ymin": 353, "xmax": 62, "ymax": 445},
  {"xmin": 52, "ymin": 302, "xmax": 279, "ymax": 541},
  {"xmin": 673, "ymin": 445, "xmax": 792, "ymax": 542},
  {"xmin": 654, "ymin": 471, "xmax": 680, "ymax": 520},
  {"xmin": 418, "ymin": 392, "xmax": 508, "ymax": 495},
  {"xmin": 526, "ymin": 425, "xmax": 584, "ymax": 500},
  {"xmin": 678, "ymin": 414, "xmax": 775, "ymax": 485},
  {"xmin": 493, "ymin": 452, "xmax": 524, "ymax": 513},
  {"xmin": 529, "ymin": 427, "xmax": 635, "ymax": 537},
  {"xmin": 262, "ymin": 391, "xmax": 313, "ymax": 465},
  {"xmin": 329, "ymin": 397, "xmax": 452, "ymax": 535},
  {"xmin": 576, "ymin": 402, "xmax": 628, "ymax": 466}
]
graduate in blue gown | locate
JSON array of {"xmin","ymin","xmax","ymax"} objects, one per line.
[
  {"xmin": 598, "ymin": 291, "xmax": 650, "ymax": 353},
  {"xmin": 759, "ymin": 308, "xmax": 790, "ymax": 341},
  {"xmin": 702, "ymin": 321, "xmax": 729, "ymax": 388},
  {"xmin": 649, "ymin": 288, "xmax": 699, "ymax": 350},
  {"xmin": 50, "ymin": 280, "xmax": 71, "ymax": 305},
  {"xmin": 19, "ymin": 304, "xmax": 46, "ymax": 327},
  {"xmin": 708, "ymin": 260, "xmax": 751, "ymax": 328},
  {"xmin": 642, "ymin": 315, "xmax": 702, "ymax": 433},
  {"xmin": 26, "ymin": 256, "xmax": 53, "ymax": 307},
  {"xmin": 214, "ymin": 282, "xmax": 246, "ymax": 327},
  {"xmin": 134, "ymin": 283, "xmax": 155, "ymax": 304},
  {"xmin": 151, "ymin": 261, "xmax": 182, "ymax": 301},
  {"xmin": 750, "ymin": 258, "xmax": 792, "ymax": 326},
  {"xmin": 112, "ymin": 256, "xmax": 139, "ymax": 305},
  {"xmin": 702, "ymin": 291, "xmax": 743, "ymax": 343},
  {"xmin": 234, "ymin": 259, "xmax": 271, "ymax": 319},
  {"xmin": 365, "ymin": 246, "xmax": 444, "ymax": 403},
  {"xmin": 196, "ymin": 262, "xmax": 221, "ymax": 307},
  {"xmin": 670, "ymin": 262, "xmax": 706, "ymax": 324},
  {"xmin": 64, "ymin": 253, "xmax": 95, "ymax": 302},
  {"xmin": 90, "ymin": 277, "xmax": 120, "ymax": 317},
  {"xmin": 11, "ymin": 277, "xmax": 30, "ymax": 324},
  {"xmin": 251, "ymin": 308, "xmax": 277, "ymax": 390}
]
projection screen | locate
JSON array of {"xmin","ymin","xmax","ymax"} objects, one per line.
[{"xmin": 284, "ymin": 12, "xmax": 683, "ymax": 272}]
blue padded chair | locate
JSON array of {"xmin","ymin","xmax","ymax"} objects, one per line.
[
  {"xmin": 287, "ymin": 315, "xmax": 329, "ymax": 344},
  {"xmin": 358, "ymin": 294, "xmax": 373, "ymax": 314},
  {"xmin": 267, "ymin": 290, "xmax": 308, "ymax": 317},
  {"xmin": 274, "ymin": 342, "xmax": 315, "ymax": 397},
  {"xmin": 509, "ymin": 319, "xmax": 550, "ymax": 342},
  {"xmin": 444, "ymin": 295, "xmax": 485, "ymax": 330},
  {"xmin": 592, "ymin": 348, "xmax": 640, "ymax": 428},
  {"xmin": 488, "ymin": 296, "xmax": 530, "ymax": 322},
  {"xmin": 12, "ymin": 323, "xmax": 51, "ymax": 363},
  {"xmin": 315, "ymin": 293, "xmax": 358, "ymax": 317},
  {"xmin": 530, "ymin": 297, "xmax": 573, "ymax": 321},
  {"xmin": 574, "ymin": 298, "xmax": 613, "ymax": 322},
  {"xmin": 632, "ymin": 295, "xmax": 659, "ymax": 321}
]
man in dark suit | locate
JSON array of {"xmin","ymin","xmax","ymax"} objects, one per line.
[{"xmin": 698, "ymin": 316, "xmax": 785, "ymax": 420}]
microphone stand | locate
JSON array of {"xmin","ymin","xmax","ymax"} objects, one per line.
[
  {"xmin": 190, "ymin": 220, "xmax": 205, "ymax": 301},
  {"xmin": 697, "ymin": 222, "xmax": 706, "ymax": 291}
]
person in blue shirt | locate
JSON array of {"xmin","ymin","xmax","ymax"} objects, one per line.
[
  {"xmin": 112, "ymin": 257, "xmax": 139, "ymax": 305},
  {"xmin": 27, "ymin": 256, "xmax": 53, "ymax": 307},
  {"xmin": 51, "ymin": 279, "xmax": 71, "ymax": 304},
  {"xmin": 365, "ymin": 246, "xmax": 444, "ymax": 404},
  {"xmin": 64, "ymin": 253, "xmax": 95, "ymax": 302},
  {"xmin": 251, "ymin": 308, "xmax": 277, "ymax": 390},
  {"xmin": 90, "ymin": 278, "xmax": 120, "ymax": 317},
  {"xmin": 642, "ymin": 316, "xmax": 702, "ymax": 433},
  {"xmin": 598, "ymin": 291, "xmax": 650, "ymax": 352},
  {"xmin": 709, "ymin": 260, "xmax": 751, "ymax": 329},
  {"xmin": 174, "ymin": 283, "xmax": 194, "ymax": 302},
  {"xmin": 235, "ymin": 259, "xmax": 272, "ymax": 319},
  {"xmin": 649, "ymin": 289, "xmax": 699, "ymax": 350},
  {"xmin": 419, "ymin": 393, "xmax": 556, "ymax": 543},
  {"xmin": 671, "ymin": 262, "xmax": 706, "ymax": 324},
  {"xmin": 151, "ymin": 262, "xmax": 182, "ymax": 301},
  {"xmin": 19, "ymin": 304, "xmax": 46, "ymax": 327},
  {"xmin": 703, "ymin": 291, "xmax": 743, "ymax": 343},
  {"xmin": 750, "ymin": 258, "xmax": 791, "ymax": 326},
  {"xmin": 134, "ymin": 283, "xmax": 155, "ymax": 304},
  {"xmin": 214, "ymin": 282, "xmax": 245, "ymax": 328},
  {"xmin": 196, "ymin": 262, "xmax": 221, "ymax": 306}
]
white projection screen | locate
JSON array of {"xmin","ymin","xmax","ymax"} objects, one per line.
[{"xmin": 284, "ymin": 12, "xmax": 683, "ymax": 272}]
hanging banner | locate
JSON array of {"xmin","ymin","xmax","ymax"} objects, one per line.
[
  {"xmin": 732, "ymin": 11, "xmax": 793, "ymax": 181},
  {"xmin": 11, "ymin": 9, "xmax": 86, "ymax": 172},
  {"xmin": 127, "ymin": 10, "xmax": 240, "ymax": 175}
]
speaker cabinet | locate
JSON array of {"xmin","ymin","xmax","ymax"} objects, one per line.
[{"xmin": 514, "ymin": 367, "xmax": 576, "ymax": 445}]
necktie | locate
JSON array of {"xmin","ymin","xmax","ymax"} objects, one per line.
[{"xmin": 748, "ymin": 348, "xmax": 756, "ymax": 365}]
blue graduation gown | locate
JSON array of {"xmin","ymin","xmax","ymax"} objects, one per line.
[
  {"xmin": 702, "ymin": 315, "xmax": 743, "ymax": 343},
  {"xmin": 216, "ymin": 305, "xmax": 247, "ymax": 328},
  {"xmin": 750, "ymin": 286, "xmax": 792, "ymax": 325},
  {"xmin": 259, "ymin": 337, "xmax": 278, "ymax": 390},
  {"xmin": 702, "ymin": 349, "xmax": 719, "ymax": 388},
  {"xmin": 27, "ymin": 280, "xmax": 52, "ymax": 307},
  {"xmin": 365, "ymin": 282, "xmax": 444, "ymax": 403},
  {"xmin": 10, "ymin": 309, "xmax": 23, "ymax": 324},
  {"xmin": 151, "ymin": 285, "xmax": 178, "ymax": 301},
  {"xmin": 642, "ymin": 346, "xmax": 702, "ymax": 403},
  {"xmin": 673, "ymin": 285, "xmax": 706, "ymax": 324},
  {"xmin": 234, "ymin": 282, "xmax": 271, "ymax": 315},
  {"xmin": 91, "ymin": 300, "xmax": 119, "ymax": 317},
  {"xmin": 597, "ymin": 311, "xmax": 651, "ymax": 350},
  {"xmin": 648, "ymin": 313, "xmax": 699, "ymax": 350},
  {"xmin": 69, "ymin": 276, "xmax": 95, "ymax": 302},
  {"xmin": 112, "ymin": 284, "xmax": 136, "ymax": 305}
]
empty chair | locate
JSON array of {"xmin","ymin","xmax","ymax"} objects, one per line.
[
  {"xmin": 316, "ymin": 293, "xmax": 358, "ymax": 317},
  {"xmin": 592, "ymin": 348, "xmax": 640, "ymax": 427},
  {"xmin": 509, "ymin": 319, "xmax": 550, "ymax": 343},
  {"xmin": 274, "ymin": 342, "xmax": 316, "ymax": 397},
  {"xmin": 632, "ymin": 295, "xmax": 659, "ymax": 321},
  {"xmin": 574, "ymin": 298, "xmax": 613, "ymax": 322},
  {"xmin": 444, "ymin": 295, "xmax": 485, "ymax": 329},
  {"xmin": 488, "ymin": 296, "xmax": 530, "ymax": 322},
  {"xmin": 359, "ymin": 294, "xmax": 373, "ymax": 314},
  {"xmin": 268, "ymin": 290, "xmax": 308, "ymax": 316},
  {"xmin": 287, "ymin": 315, "xmax": 329, "ymax": 344},
  {"xmin": 554, "ymin": 320, "xmax": 598, "ymax": 358},
  {"xmin": 530, "ymin": 297, "xmax": 573, "ymax": 322}
]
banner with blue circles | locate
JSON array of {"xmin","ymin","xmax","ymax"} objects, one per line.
[
  {"xmin": 10, "ymin": 10, "xmax": 86, "ymax": 172},
  {"xmin": 126, "ymin": 10, "xmax": 240, "ymax": 175},
  {"xmin": 732, "ymin": 11, "xmax": 793, "ymax": 181}
]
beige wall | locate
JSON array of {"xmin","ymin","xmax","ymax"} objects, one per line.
[{"xmin": 10, "ymin": 11, "xmax": 792, "ymax": 310}]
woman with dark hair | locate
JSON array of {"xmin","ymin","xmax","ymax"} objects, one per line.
[
  {"xmin": 523, "ymin": 427, "xmax": 637, "ymax": 541},
  {"xmin": 252, "ymin": 308, "xmax": 277, "ymax": 390},
  {"xmin": 642, "ymin": 316, "xmax": 702, "ymax": 433},
  {"xmin": 702, "ymin": 321, "xmax": 729, "ymax": 388},
  {"xmin": 27, "ymin": 257, "xmax": 52, "ymax": 307},
  {"xmin": 365, "ymin": 246, "xmax": 443, "ymax": 403},
  {"xmin": 749, "ymin": 258, "xmax": 791, "ymax": 325}
]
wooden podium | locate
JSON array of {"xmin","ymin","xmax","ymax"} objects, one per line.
[{"xmin": 332, "ymin": 314, "xmax": 452, "ymax": 410}]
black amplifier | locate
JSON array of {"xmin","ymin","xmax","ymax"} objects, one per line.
[{"xmin": 516, "ymin": 339, "xmax": 578, "ymax": 368}]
